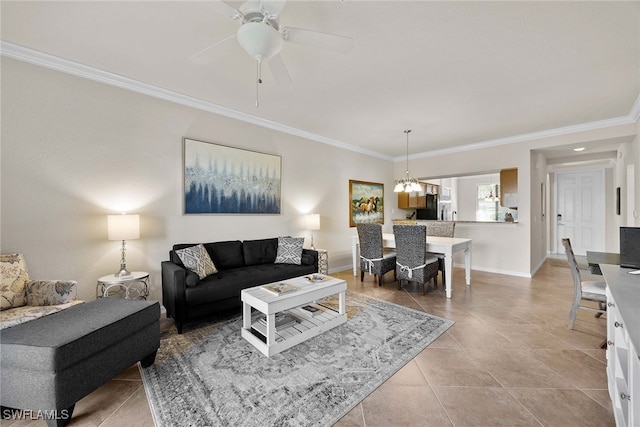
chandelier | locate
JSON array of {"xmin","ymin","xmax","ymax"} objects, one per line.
[
  {"xmin": 484, "ymin": 175, "xmax": 500, "ymax": 202},
  {"xmin": 484, "ymin": 185, "xmax": 499, "ymax": 202},
  {"xmin": 394, "ymin": 130, "xmax": 423, "ymax": 193}
]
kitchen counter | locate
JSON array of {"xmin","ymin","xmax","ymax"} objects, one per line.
[{"xmin": 414, "ymin": 220, "xmax": 518, "ymax": 224}]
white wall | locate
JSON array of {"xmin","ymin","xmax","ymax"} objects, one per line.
[
  {"xmin": 397, "ymin": 143, "xmax": 532, "ymax": 276},
  {"xmin": 1, "ymin": 58, "xmax": 394, "ymax": 301},
  {"xmin": 627, "ymin": 123, "xmax": 640, "ymax": 226},
  {"xmin": 2, "ymin": 57, "xmax": 639, "ymax": 298},
  {"xmin": 530, "ymin": 152, "xmax": 547, "ymax": 272},
  {"xmin": 396, "ymin": 122, "xmax": 639, "ymax": 276}
]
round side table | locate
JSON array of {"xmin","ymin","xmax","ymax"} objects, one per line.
[
  {"xmin": 316, "ymin": 249, "xmax": 329, "ymax": 275},
  {"xmin": 97, "ymin": 271, "xmax": 150, "ymax": 300}
]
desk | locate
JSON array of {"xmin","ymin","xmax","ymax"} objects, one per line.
[
  {"xmin": 601, "ymin": 264, "xmax": 640, "ymax": 426},
  {"xmin": 586, "ymin": 251, "xmax": 620, "ymax": 275},
  {"xmin": 351, "ymin": 234, "xmax": 472, "ymax": 298}
]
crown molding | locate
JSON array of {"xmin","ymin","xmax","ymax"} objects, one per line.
[
  {"xmin": 404, "ymin": 111, "xmax": 639, "ymax": 161},
  {"xmin": 2, "ymin": 41, "xmax": 637, "ymax": 164},
  {"xmin": 630, "ymin": 92, "xmax": 640, "ymax": 122},
  {"xmin": 0, "ymin": 41, "xmax": 392, "ymax": 161}
]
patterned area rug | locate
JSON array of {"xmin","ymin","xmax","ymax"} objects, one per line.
[{"xmin": 140, "ymin": 292, "xmax": 453, "ymax": 427}]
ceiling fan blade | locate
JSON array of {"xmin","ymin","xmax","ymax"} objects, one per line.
[
  {"xmin": 189, "ymin": 34, "xmax": 237, "ymax": 65},
  {"xmin": 282, "ymin": 27, "xmax": 353, "ymax": 54},
  {"xmin": 261, "ymin": 0, "xmax": 287, "ymax": 18},
  {"xmin": 268, "ymin": 54, "xmax": 292, "ymax": 86},
  {"xmin": 214, "ymin": 0, "xmax": 244, "ymax": 20}
]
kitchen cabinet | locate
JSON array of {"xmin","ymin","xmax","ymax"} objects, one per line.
[
  {"xmin": 500, "ymin": 168, "xmax": 518, "ymax": 208},
  {"xmin": 397, "ymin": 183, "xmax": 427, "ymax": 209},
  {"xmin": 397, "ymin": 192, "xmax": 410, "ymax": 209}
]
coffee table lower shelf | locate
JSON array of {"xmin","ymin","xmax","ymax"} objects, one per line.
[{"xmin": 242, "ymin": 307, "xmax": 346, "ymax": 357}]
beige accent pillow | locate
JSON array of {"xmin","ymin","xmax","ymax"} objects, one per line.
[{"xmin": 0, "ymin": 253, "xmax": 29, "ymax": 311}]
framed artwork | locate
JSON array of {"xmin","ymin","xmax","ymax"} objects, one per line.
[
  {"xmin": 183, "ymin": 138, "xmax": 281, "ymax": 214},
  {"xmin": 349, "ymin": 180, "xmax": 384, "ymax": 227}
]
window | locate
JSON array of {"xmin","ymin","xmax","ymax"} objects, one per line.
[{"xmin": 476, "ymin": 184, "xmax": 515, "ymax": 222}]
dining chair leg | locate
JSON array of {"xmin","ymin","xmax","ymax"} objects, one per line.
[
  {"xmin": 595, "ymin": 302, "xmax": 606, "ymax": 318},
  {"xmin": 568, "ymin": 298, "xmax": 580, "ymax": 329},
  {"xmin": 397, "ymin": 279, "xmax": 401, "ymax": 290},
  {"xmin": 360, "ymin": 271, "xmax": 365, "ymax": 282},
  {"xmin": 378, "ymin": 275, "xmax": 383, "ymax": 286}
]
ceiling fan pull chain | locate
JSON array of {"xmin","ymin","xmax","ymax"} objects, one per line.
[{"xmin": 255, "ymin": 59, "xmax": 263, "ymax": 108}]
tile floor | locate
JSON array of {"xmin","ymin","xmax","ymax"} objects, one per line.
[{"xmin": 2, "ymin": 258, "xmax": 614, "ymax": 426}]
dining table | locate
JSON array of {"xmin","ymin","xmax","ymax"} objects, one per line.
[{"xmin": 351, "ymin": 233, "xmax": 472, "ymax": 298}]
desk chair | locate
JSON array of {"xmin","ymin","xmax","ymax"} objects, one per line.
[{"xmin": 561, "ymin": 238, "xmax": 607, "ymax": 330}]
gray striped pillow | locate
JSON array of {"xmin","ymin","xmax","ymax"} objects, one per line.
[{"xmin": 274, "ymin": 237, "xmax": 304, "ymax": 265}]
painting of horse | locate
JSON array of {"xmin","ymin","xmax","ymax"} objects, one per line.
[{"xmin": 349, "ymin": 180, "xmax": 384, "ymax": 227}]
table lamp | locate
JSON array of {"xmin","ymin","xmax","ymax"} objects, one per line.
[
  {"xmin": 305, "ymin": 213, "xmax": 320, "ymax": 250},
  {"xmin": 107, "ymin": 213, "xmax": 140, "ymax": 277}
]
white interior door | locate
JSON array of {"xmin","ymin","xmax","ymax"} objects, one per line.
[{"xmin": 556, "ymin": 170, "xmax": 605, "ymax": 256}]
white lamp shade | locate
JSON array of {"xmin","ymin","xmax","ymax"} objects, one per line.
[
  {"xmin": 107, "ymin": 214, "xmax": 140, "ymax": 241},
  {"xmin": 305, "ymin": 213, "xmax": 321, "ymax": 231}
]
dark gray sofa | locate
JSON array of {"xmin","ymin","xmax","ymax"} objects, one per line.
[{"xmin": 161, "ymin": 237, "xmax": 318, "ymax": 333}]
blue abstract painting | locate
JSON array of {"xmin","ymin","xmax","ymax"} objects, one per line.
[{"xmin": 184, "ymin": 138, "xmax": 281, "ymax": 214}]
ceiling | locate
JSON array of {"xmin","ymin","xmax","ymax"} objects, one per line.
[{"xmin": 2, "ymin": 1, "xmax": 639, "ymax": 160}]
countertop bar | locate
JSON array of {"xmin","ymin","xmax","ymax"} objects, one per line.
[
  {"xmin": 391, "ymin": 220, "xmax": 518, "ymax": 224},
  {"xmin": 448, "ymin": 220, "xmax": 518, "ymax": 224},
  {"xmin": 601, "ymin": 263, "xmax": 640, "ymax": 350}
]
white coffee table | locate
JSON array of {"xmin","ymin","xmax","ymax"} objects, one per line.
[{"xmin": 241, "ymin": 275, "xmax": 347, "ymax": 357}]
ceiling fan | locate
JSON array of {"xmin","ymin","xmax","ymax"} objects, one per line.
[{"xmin": 190, "ymin": 0, "xmax": 354, "ymax": 106}]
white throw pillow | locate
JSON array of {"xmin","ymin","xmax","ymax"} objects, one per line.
[
  {"xmin": 274, "ymin": 237, "xmax": 304, "ymax": 265},
  {"xmin": 176, "ymin": 244, "xmax": 218, "ymax": 279}
]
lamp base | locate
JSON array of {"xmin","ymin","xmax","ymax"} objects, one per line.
[
  {"xmin": 115, "ymin": 240, "xmax": 132, "ymax": 278},
  {"xmin": 114, "ymin": 268, "xmax": 132, "ymax": 278},
  {"xmin": 115, "ymin": 260, "xmax": 132, "ymax": 278}
]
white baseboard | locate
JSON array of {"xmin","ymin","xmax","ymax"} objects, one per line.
[{"xmin": 333, "ymin": 263, "xmax": 532, "ymax": 279}]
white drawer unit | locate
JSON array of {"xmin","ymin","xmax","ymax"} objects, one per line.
[{"xmin": 602, "ymin": 265, "xmax": 640, "ymax": 427}]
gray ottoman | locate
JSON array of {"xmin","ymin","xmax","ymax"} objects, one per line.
[{"xmin": 0, "ymin": 298, "xmax": 160, "ymax": 427}]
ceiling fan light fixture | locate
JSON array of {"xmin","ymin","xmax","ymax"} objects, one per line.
[{"xmin": 237, "ymin": 22, "xmax": 283, "ymax": 61}]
